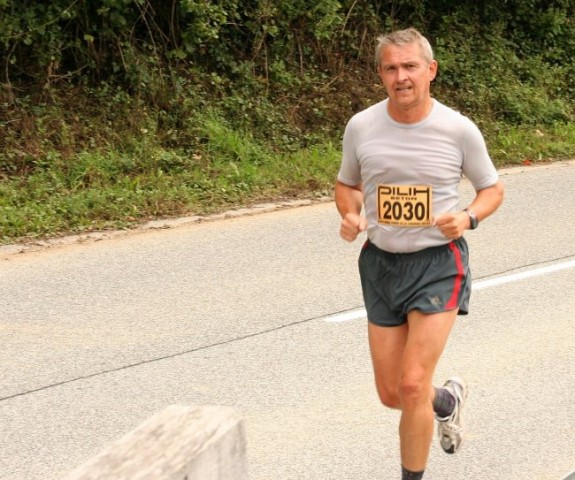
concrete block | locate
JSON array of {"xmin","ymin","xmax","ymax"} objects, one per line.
[{"xmin": 63, "ymin": 405, "xmax": 248, "ymax": 480}]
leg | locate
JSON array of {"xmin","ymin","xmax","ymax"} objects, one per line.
[
  {"xmin": 368, "ymin": 321, "xmax": 408, "ymax": 409},
  {"xmin": 398, "ymin": 308, "xmax": 457, "ymax": 471},
  {"xmin": 368, "ymin": 310, "xmax": 458, "ymax": 471}
]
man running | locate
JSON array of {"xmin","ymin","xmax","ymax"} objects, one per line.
[{"xmin": 335, "ymin": 27, "xmax": 504, "ymax": 479}]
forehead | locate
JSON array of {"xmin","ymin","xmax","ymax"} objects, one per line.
[{"xmin": 380, "ymin": 42, "xmax": 425, "ymax": 65}]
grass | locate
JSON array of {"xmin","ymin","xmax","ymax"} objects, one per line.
[
  {"xmin": 489, "ymin": 122, "xmax": 575, "ymax": 165},
  {"xmin": 0, "ymin": 111, "xmax": 340, "ymax": 244},
  {"xmin": 1, "ymin": 108, "xmax": 574, "ymax": 245}
]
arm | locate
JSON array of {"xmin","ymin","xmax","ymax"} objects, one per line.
[
  {"xmin": 435, "ymin": 180, "xmax": 504, "ymax": 239},
  {"xmin": 466, "ymin": 180, "xmax": 505, "ymax": 222},
  {"xmin": 335, "ymin": 180, "xmax": 368, "ymax": 242}
]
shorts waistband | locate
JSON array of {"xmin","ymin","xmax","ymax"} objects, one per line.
[{"xmin": 364, "ymin": 238, "xmax": 465, "ymax": 261}]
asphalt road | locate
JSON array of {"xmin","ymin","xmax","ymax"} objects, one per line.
[{"xmin": 1, "ymin": 161, "xmax": 574, "ymax": 480}]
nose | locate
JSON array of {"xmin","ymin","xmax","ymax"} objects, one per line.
[{"xmin": 396, "ymin": 66, "xmax": 409, "ymax": 82}]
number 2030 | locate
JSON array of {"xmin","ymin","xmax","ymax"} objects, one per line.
[{"xmin": 381, "ymin": 200, "xmax": 427, "ymax": 222}]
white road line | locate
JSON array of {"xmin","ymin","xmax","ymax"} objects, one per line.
[
  {"xmin": 324, "ymin": 259, "xmax": 575, "ymax": 323},
  {"xmin": 324, "ymin": 308, "xmax": 367, "ymax": 323},
  {"xmin": 472, "ymin": 259, "xmax": 575, "ymax": 290}
]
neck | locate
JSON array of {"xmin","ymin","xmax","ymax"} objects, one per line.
[{"xmin": 388, "ymin": 97, "xmax": 433, "ymax": 124}]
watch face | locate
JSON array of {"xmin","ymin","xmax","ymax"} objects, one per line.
[{"xmin": 467, "ymin": 209, "xmax": 478, "ymax": 229}]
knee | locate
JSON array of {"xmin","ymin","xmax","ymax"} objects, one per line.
[
  {"xmin": 376, "ymin": 385, "xmax": 401, "ymax": 409},
  {"xmin": 398, "ymin": 377, "xmax": 430, "ymax": 409}
]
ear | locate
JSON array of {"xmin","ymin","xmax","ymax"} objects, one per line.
[{"xmin": 429, "ymin": 60, "xmax": 438, "ymax": 81}]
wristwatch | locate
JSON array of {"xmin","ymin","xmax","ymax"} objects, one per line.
[{"xmin": 465, "ymin": 208, "xmax": 479, "ymax": 230}]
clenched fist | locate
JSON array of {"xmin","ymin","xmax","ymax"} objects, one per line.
[
  {"xmin": 433, "ymin": 211, "xmax": 470, "ymax": 240},
  {"xmin": 340, "ymin": 213, "xmax": 368, "ymax": 242}
]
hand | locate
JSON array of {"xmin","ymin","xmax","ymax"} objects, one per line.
[
  {"xmin": 340, "ymin": 213, "xmax": 368, "ymax": 242},
  {"xmin": 434, "ymin": 211, "xmax": 469, "ymax": 240}
]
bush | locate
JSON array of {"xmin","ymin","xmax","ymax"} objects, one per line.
[{"xmin": 1, "ymin": 0, "xmax": 575, "ymax": 242}]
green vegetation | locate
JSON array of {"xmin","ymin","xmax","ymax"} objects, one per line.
[{"xmin": 1, "ymin": 0, "xmax": 575, "ymax": 243}]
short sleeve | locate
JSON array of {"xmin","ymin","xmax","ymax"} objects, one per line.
[
  {"xmin": 337, "ymin": 116, "xmax": 362, "ymax": 186},
  {"xmin": 461, "ymin": 119, "xmax": 499, "ymax": 190}
]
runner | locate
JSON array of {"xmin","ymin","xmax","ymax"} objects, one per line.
[{"xmin": 335, "ymin": 27, "xmax": 504, "ymax": 479}]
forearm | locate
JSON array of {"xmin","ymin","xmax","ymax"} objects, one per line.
[
  {"xmin": 335, "ymin": 180, "xmax": 367, "ymax": 242},
  {"xmin": 466, "ymin": 180, "xmax": 505, "ymax": 222},
  {"xmin": 335, "ymin": 180, "xmax": 363, "ymax": 218},
  {"xmin": 435, "ymin": 180, "xmax": 504, "ymax": 238}
]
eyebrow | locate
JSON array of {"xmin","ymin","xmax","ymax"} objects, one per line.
[{"xmin": 381, "ymin": 60, "xmax": 421, "ymax": 69}]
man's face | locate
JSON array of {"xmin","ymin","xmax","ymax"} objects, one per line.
[{"xmin": 377, "ymin": 42, "xmax": 437, "ymax": 118}]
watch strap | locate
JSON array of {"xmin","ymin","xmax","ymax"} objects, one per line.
[{"xmin": 465, "ymin": 208, "xmax": 479, "ymax": 230}]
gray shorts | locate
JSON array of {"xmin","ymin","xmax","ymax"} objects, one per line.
[{"xmin": 358, "ymin": 238, "xmax": 472, "ymax": 327}]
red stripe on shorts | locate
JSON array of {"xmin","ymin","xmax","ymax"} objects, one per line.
[{"xmin": 445, "ymin": 241, "xmax": 464, "ymax": 310}]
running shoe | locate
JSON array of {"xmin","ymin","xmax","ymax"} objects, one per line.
[{"xmin": 436, "ymin": 376, "xmax": 468, "ymax": 454}]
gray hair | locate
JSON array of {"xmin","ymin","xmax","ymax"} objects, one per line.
[{"xmin": 375, "ymin": 28, "xmax": 434, "ymax": 68}]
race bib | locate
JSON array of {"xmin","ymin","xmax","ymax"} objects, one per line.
[{"xmin": 377, "ymin": 184, "xmax": 432, "ymax": 227}]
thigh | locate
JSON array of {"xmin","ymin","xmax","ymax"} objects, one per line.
[
  {"xmin": 368, "ymin": 321, "xmax": 408, "ymax": 408},
  {"xmin": 401, "ymin": 309, "xmax": 458, "ymax": 384},
  {"xmin": 368, "ymin": 309, "xmax": 457, "ymax": 406}
]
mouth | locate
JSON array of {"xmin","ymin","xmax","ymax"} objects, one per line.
[{"xmin": 395, "ymin": 85, "xmax": 412, "ymax": 93}]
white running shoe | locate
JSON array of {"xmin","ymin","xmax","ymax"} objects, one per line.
[{"xmin": 436, "ymin": 377, "xmax": 468, "ymax": 454}]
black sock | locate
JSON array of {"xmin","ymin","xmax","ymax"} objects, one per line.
[
  {"xmin": 402, "ymin": 465, "xmax": 425, "ymax": 479},
  {"xmin": 433, "ymin": 386, "xmax": 455, "ymax": 419}
]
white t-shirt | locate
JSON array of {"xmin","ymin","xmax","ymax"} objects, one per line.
[{"xmin": 338, "ymin": 99, "xmax": 499, "ymax": 253}]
